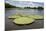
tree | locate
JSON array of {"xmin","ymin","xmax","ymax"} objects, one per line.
[
  {"xmin": 37, "ymin": 7, "xmax": 44, "ymax": 9},
  {"xmin": 5, "ymin": 3, "xmax": 16, "ymax": 8}
]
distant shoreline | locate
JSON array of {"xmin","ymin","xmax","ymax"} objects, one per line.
[{"xmin": 5, "ymin": 3, "xmax": 44, "ymax": 9}]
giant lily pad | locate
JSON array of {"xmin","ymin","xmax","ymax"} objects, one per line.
[
  {"xmin": 8, "ymin": 14, "xmax": 43, "ymax": 24},
  {"xmin": 13, "ymin": 17, "xmax": 34, "ymax": 24},
  {"xmin": 28, "ymin": 15, "xmax": 43, "ymax": 19}
]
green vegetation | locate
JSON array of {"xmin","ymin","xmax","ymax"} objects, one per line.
[
  {"xmin": 28, "ymin": 15, "xmax": 43, "ymax": 19},
  {"xmin": 5, "ymin": 3, "xmax": 16, "ymax": 8},
  {"xmin": 13, "ymin": 17, "xmax": 34, "ymax": 24},
  {"xmin": 38, "ymin": 7, "xmax": 44, "ymax": 9},
  {"xmin": 8, "ymin": 14, "xmax": 44, "ymax": 24},
  {"xmin": 5, "ymin": 3, "xmax": 44, "ymax": 9},
  {"xmin": 24, "ymin": 7, "xmax": 44, "ymax": 9},
  {"xmin": 24, "ymin": 7, "xmax": 36, "ymax": 9}
]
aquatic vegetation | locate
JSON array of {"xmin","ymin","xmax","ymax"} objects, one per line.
[
  {"xmin": 8, "ymin": 14, "xmax": 44, "ymax": 24},
  {"xmin": 13, "ymin": 17, "xmax": 34, "ymax": 24},
  {"xmin": 28, "ymin": 15, "xmax": 44, "ymax": 19}
]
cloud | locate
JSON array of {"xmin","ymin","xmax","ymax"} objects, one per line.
[{"xmin": 5, "ymin": 0, "xmax": 44, "ymax": 7}]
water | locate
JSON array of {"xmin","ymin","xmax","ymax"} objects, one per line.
[
  {"xmin": 5, "ymin": 8, "xmax": 44, "ymax": 16},
  {"xmin": 5, "ymin": 8, "xmax": 44, "ymax": 30}
]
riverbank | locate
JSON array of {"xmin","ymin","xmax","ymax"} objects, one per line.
[{"xmin": 5, "ymin": 3, "xmax": 44, "ymax": 10}]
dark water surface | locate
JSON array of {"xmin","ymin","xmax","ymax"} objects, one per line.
[{"xmin": 5, "ymin": 8, "xmax": 44, "ymax": 30}]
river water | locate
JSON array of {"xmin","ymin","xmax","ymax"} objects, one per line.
[
  {"xmin": 5, "ymin": 8, "xmax": 44, "ymax": 30},
  {"xmin": 5, "ymin": 8, "xmax": 44, "ymax": 16}
]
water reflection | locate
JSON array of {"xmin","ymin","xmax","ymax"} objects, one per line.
[
  {"xmin": 5, "ymin": 8, "xmax": 44, "ymax": 30},
  {"xmin": 5, "ymin": 8, "xmax": 44, "ymax": 17}
]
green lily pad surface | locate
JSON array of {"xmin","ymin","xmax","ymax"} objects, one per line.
[
  {"xmin": 8, "ymin": 14, "xmax": 44, "ymax": 24},
  {"xmin": 28, "ymin": 15, "xmax": 43, "ymax": 19},
  {"xmin": 13, "ymin": 17, "xmax": 34, "ymax": 24}
]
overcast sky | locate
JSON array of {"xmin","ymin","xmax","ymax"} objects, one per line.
[
  {"xmin": 6, "ymin": 0, "xmax": 44, "ymax": 2},
  {"xmin": 5, "ymin": 0, "xmax": 44, "ymax": 7}
]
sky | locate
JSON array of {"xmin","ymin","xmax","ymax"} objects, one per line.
[
  {"xmin": 5, "ymin": 0, "xmax": 44, "ymax": 7},
  {"xmin": 6, "ymin": 0, "xmax": 44, "ymax": 2}
]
